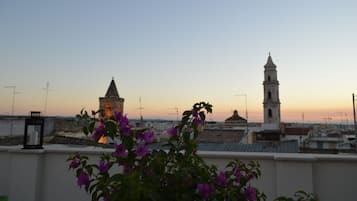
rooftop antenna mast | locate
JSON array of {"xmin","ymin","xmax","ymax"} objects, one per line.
[
  {"xmin": 345, "ymin": 113, "xmax": 348, "ymax": 129},
  {"xmin": 235, "ymin": 93, "xmax": 248, "ymax": 133},
  {"xmin": 173, "ymin": 107, "xmax": 179, "ymax": 121},
  {"xmin": 4, "ymin": 86, "xmax": 20, "ymax": 115},
  {"xmin": 43, "ymin": 81, "xmax": 51, "ymax": 115},
  {"xmin": 4, "ymin": 85, "xmax": 20, "ymax": 136},
  {"xmin": 138, "ymin": 97, "xmax": 144, "ymax": 121}
]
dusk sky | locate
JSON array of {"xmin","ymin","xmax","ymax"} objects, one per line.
[{"xmin": 1, "ymin": 0, "xmax": 357, "ymax": 123}]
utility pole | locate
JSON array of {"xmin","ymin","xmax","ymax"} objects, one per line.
[{"xmin": 352, "ymin": 93, "xmax": 357, "ymax": 152}]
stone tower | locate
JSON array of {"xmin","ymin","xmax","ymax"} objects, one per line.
[
  {"xmin": 263, "ymin": 53, "xmax": 281, "ymax": 130},
  {"xmin": 99, "ymin": 79, "xmax": 124, "ymax": 117}
]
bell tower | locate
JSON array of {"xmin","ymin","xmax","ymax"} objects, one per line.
[
  {"xmin": 263, "ymin": 53, "xmax": 281, "ymax": 130},
  {"xmin": 99, "ymin": 78, "xmax": 125, "ymax": 118}
]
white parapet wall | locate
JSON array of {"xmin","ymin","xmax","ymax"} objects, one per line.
[
  {"xmin": 1, "ymin": 145, "xmax": 357, "ymax": 201},
  {"xmin": 0, "ymin": 117, "xmax": 56, "ymax": 137}
]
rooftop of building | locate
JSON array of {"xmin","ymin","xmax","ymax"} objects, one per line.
[{"xmin": 225, "ymin": 110, "xmax": 247, "ymax": 122}]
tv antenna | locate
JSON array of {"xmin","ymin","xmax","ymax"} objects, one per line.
[
  {"xmin": 4, "ymin": 85, "xmax": 19, "ymax": 136},
  {"xmin": 4, "ymin": 86, "xmax": 20, "ymax": 115},
  {"xmin": 235, "ymin": 93, "xmax": 248, "ymax": 132},
  {"xmin": 137, "ymin": 97, "xmax": 144, "ymax": 121},
  {"xmin": 43, "ymin": 81, "xmax": 52, "ymax": 115}
]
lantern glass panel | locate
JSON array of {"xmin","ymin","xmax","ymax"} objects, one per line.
[{"xmin": 26, "ymin": 125, "xmax": 41, "ymax": 145}]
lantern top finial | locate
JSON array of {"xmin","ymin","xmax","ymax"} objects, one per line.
[{"xmin": 30, "ymin": 111, "xmax": 41, "ymax": 118}]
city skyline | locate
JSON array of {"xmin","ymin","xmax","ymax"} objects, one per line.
[{"xmin": 1, "ymin": 1, "xmax": 357, "ymax": 123}]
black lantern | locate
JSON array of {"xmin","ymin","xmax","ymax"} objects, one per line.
[{"xmin": 23, "ymin": 111, "xmax": 44, "ymax": 149}]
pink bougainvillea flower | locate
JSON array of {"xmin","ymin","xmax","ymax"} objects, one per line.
[
  {"xmin": 167, "ymin": 127, "xmax": 177, "ymax": 137},
  {"xmin": 114, "ymin": 111, "xmax": 122, "ymax": 122},
  {"xmin": 192, "ymin": 117, "xmax": 202, "ymax": 126},
  {"xmin": 197, "ymin": 183, "xmax": 214, "ymax": 199},
  {"xmin": 143, "ymin": 131, "xmax": 155, "ymax": 144},
  {"xmin": 77, "ymin": 170, "xmax": 90, "ymax": 188},
  {"xmin": 92, "ymin": 122, "xmax": 105, "ymax": 141},
  {"xmin": 135, "ymin": 144, "xmax": 149, "ymax": 157},
  {"xmin": 234, "ymin": 171, "xmax": 242, "ymax": 183},
  {"xmin": 216, "ymin": 171, "xmax": 228, "ymax": 186},
  {"xmin": 99, "ymin": 160, "xmax": 109, "ymax": 173},
  {"xmin": 113, "ymin": 143, "xmax": 128, "ymax": 158},
  {"xmin": 192, "ymin": 109, "xmax": 198, "ymax": 117},
  {"xmin": 191, "ymin": 109, "xmax": 203, "ymax": 126},
  {"xmin": 244, "ymin": 186, "xmax": 256, "ymax": 201},
  {"xmin": 247, "ymin": 172, "xmax": 254, "ymax": 181},
  {"xmin": 119, "ymin": 115, "xmax": 131, "ymax": 136},
  {"xmin": 69, "ymin": 159, "xmax": 80, "ymax": 169},
  {"xmin": 120, "ymin": 115, "xmax": 129, "ymax": 126}
]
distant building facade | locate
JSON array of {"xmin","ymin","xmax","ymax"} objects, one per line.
[
  {"xmin": 197, "ymin": 129, "xmax": 245, "ymax": 143},
  {"xmin": 281, "ymin": 124, "xmax": 312, "ymax": 147},
  {"xmin": 99, "ymin": 79, "xmax": 125, "ymax": 117},
  {"xmin": 263, "ymin": 53, "xmax": 281, "ymax": 130}
]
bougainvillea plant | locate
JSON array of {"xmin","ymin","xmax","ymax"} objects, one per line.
[
  {"xmin": 68, "ymin": 102, "xmax": 267, "ymax": 201},
  {"xmin": 274, "ymin": 190, "xmax": 319, "ymax": 201}
]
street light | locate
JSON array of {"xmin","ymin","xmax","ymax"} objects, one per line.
[{"xmin": 235, "ymin": 94, "xmax": 248, "ymax": 133}]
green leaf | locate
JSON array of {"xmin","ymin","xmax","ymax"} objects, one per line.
[
  {"xmin": 183, "ymin": 110, "xmax": 191, "ymax": 116},
  {"xmin": 110, "ymin": 173, "xmax": 123, "ymax": 181},
  {"xmin": 199, "ymin": 111, "xmax": 206, "ymax": 121},
  {"xmin": 88, "ymin": 122, "xmax": 95, "ymax": 133},
  {"xmin": 105, "ymin": 120, "xmax": 118, "ymax": 139},
  {"xmin": 83, "ymin": 127, "xmax": 89, "ymax": 135}
]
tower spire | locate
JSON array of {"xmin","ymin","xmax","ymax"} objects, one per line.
[
  {"xmin": 265, "ymin": 52, "xmax": 276, "ymax": 68},
  {"xmin": 105, "ymin": 79, "xmax": 120, "ymax": 98}
]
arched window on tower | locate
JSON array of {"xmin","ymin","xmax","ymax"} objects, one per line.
[
  {"xmin": 268, "ymin": 91, "xmax": 272, "ymax": 99},
  {"xmin": 268, "ymin": 109, "xmax": 272, "ymax": 118},
  {"xmin": 268, "ymin": 76, "xmax": 271, "ymax": 81}
]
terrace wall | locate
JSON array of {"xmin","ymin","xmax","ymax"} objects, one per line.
[{"xmin": 0, "ymin": 146, "xmax": 356, "ymax": 201}]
